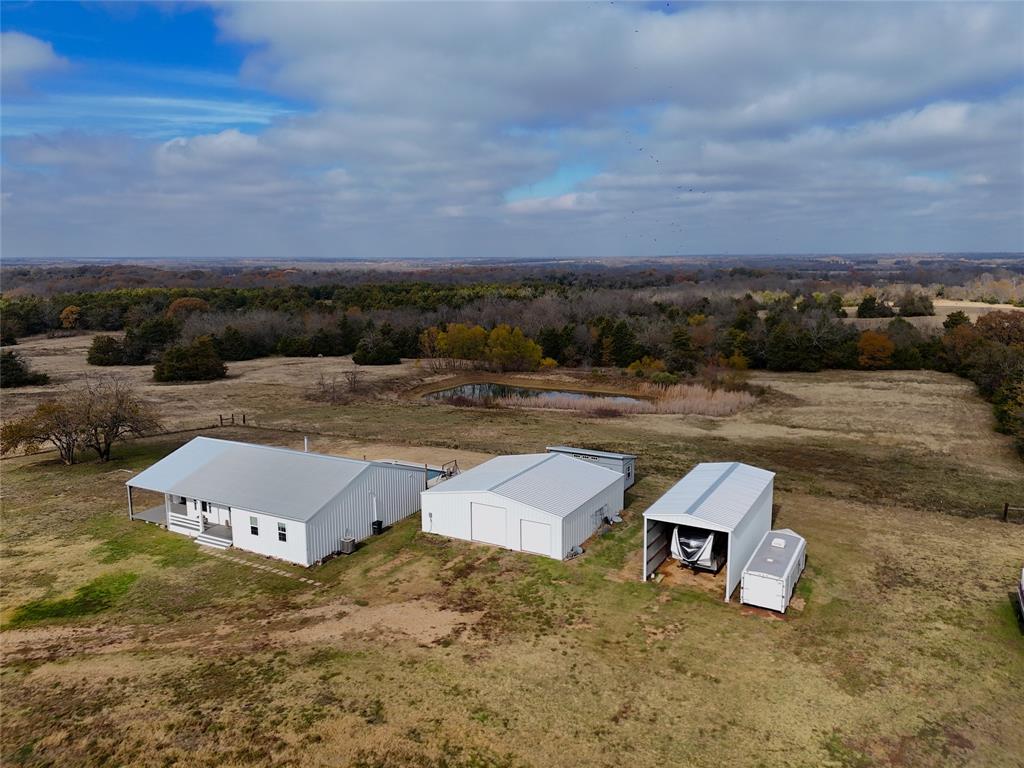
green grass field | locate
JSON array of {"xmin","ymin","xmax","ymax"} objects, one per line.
[{"xmin": 2, "ymin": 369, "xmax": 1023, "ymax": 767}]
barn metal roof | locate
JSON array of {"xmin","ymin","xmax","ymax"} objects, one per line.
[
  {"xmin": 546, "ymin": 446, "xmax": 637, "ymax": 460},
  {"xmin": 642, "ymin": 462, "xmax": 775, "ymax": 532},
  {"xmin": 743, "ymin": 528, "xmax": 805, "ymax": 580},
  {"xmin": 425, "ymin": 453, "xmax": 622, "ymax": 518},
  {"xmin": 127, "ymin": 437, "xmax": 387, "ymax": 522}
]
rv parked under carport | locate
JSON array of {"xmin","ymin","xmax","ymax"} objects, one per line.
[{"xmin": 643, "ymin": 462, "xmax": 774, "ymax": 602}]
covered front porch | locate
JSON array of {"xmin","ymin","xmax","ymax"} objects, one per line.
[{"xmin": 127, "ymin": 486, "xmax": 234, "ymax": 550}]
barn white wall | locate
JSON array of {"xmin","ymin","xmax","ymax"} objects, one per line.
[
  {"xmin": 723, "ymin": 481, "xmax": 773, "ymax": 601},
  {"xmin": 305, "ymin": 464, "xmax": 425, "ymax": 563},
  {"xmin": 230, "ymin": 507, "xmax": 309, "ymax": 566},
  {"xmin": 421, "ymin": 476, "xmax": 623, "ymax": 560},
  {"xmin": 560, "ymin": 475, "xmax": 625, "ymax": 557}
]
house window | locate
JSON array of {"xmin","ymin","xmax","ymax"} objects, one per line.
[
  {"xmin": 627, "ymin": 464, "xmax": 633, "ymax": 479},
  {"xmin": 200, "ymin": 501, "xmax": 208, "ymax": 513},
  {"xmin": 250, "ymin": 516, "xmax": 259, "ymax": 536},
  {"xmin": 277, "ymin": 522, "xmax": 287, "ymax": 542}
]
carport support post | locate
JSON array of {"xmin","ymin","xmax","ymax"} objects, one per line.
[
  {"xmin": 642, "ymin": 517, "xmax": 647, "ymax": 581},
  {"xmin": 127, "ymin": 485, "xmax": 134, "ymax": 521}
]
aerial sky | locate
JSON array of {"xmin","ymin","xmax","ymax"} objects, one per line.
[{"xmin": 2, "ymin": 1, "xmax": 1022, "ymax": 262}]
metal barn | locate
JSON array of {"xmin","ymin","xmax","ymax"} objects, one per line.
[
  {"xmin": 546, "ymin": 446, "xmax": 638, "ymax": 489},
  {"xmin": 740, "ymin": 528, "xmax": 806, "ymax": 613},
  {"xmin": 642, "ymin": 462, "xmax": 774, "ymax": 601},
  {"xmin": 421, "ymin": 453, "xmax": 625, "ymax": 560},
  {"xmin": 127, "ymin": 437, "xmax": 426, "ymax": 566}
]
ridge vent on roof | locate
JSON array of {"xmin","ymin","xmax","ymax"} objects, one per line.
[
  {"xmin": 684, "ymin": 461, "xmax": 740, "ymax": 515},
  {"xmin": 491, "ymin": 453, "xmax": 558, "ymax": 491}
]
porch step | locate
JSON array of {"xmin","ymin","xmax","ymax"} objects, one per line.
[{"xmin": 196, "ymin": 532, "xmax": 232, "ymax": 549}]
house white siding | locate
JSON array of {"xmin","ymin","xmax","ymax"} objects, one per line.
[
  {"xmin": 546, "ymin": 447, "xmax": 637, "ymax": 489},
  {"xmin": 304, "ymin": 464, "xmax": 425, "ymax": 564},
  {"xmin": 229, "ymin": 507, "xmax": 308, "ymax": 565}
]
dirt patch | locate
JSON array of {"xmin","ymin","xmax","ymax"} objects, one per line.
[{"xmin": 274, "ymin": 598, "xmax": 483, "ymax": 647}]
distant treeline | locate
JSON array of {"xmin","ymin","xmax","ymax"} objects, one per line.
[{"xmin": 0, "ymin": 278, "xmax": 1020, "ymax": 454}]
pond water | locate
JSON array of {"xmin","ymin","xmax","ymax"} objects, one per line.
[{"xmin": 425, "ymin": 382, "xmax": 644, "ymax": 405}]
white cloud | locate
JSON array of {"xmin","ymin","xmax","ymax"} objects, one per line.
[
  {"xmin": 0, "ymin": 32, "xmax": 67, "ymax": 92},
  {"xmin": 2, "ymin": 3, "xmax": 1022, "ymax": 260}
]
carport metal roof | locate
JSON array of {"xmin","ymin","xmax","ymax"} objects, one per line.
[{"xmin": 642, "ymin": 462, "xmax": 775, "ymax": 532}]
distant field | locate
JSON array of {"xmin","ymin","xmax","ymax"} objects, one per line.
[
  {"xmin": 846, "ymin": 298, "xmax": 1023, "ymax": 330},
  {"xmin": 1, "ymin": 342, "xmax": 1023, "ymax": 766}
]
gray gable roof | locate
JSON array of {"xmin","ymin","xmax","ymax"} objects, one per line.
[
  {"xmin": 424, "ymin": 453, "xmax": 622, "ymax": 518},
  {"xmin": 127, "ymin": 437, "xmax": 375, "ymax": 522}
]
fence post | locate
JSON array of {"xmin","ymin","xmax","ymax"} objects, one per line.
[
  {"xmin": 1005, "ymin": 503, "xmax": 1010, "ymax": 523},
  {"xmin": 242, "ymin": 413, "xmax": 246, "ymax": 425}
]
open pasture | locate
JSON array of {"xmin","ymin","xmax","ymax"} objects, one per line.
[{"xmin": 1, "ymin": 343, "xmax": 1023, "ymax": 767}]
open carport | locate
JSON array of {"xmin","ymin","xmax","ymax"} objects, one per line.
[{"xmin": 642, "ymin": 462, "xmax": 774, "ymax": 602}]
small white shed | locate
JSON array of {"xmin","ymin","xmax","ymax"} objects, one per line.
[
  {"xmin": 546, "ymin": 446, "xmax": 638, "ymax": 489},
  {"xmin": 421, "ymin": 453, "xmax": 625, "ymax": 560},
  {"xmin": 642, "ymin": 462, "xmax": 774, "ymax": 601},
  {"xmin": 740, "ymin": 529, "xmax": 806, "ymax": 613}
]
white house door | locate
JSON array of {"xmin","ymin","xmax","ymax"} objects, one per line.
[
  {"xmin": 471, "ymin": 503, "xmax": 506, "ymax": 547},
  {"xmin": 520, "ymin": 520, "xmax": 551, "ymax": 556}
]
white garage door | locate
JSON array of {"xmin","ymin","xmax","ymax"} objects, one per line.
[
  {"xmin": 471, "ymin": 502, "xmax": 506, "ymax": 546},
  {"xmin": 520, "ymin": 519, "xmax": 551, "ymax": 556}
]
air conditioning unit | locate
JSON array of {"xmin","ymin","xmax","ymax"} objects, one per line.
[{"xmin": 339, "ymin": 537, "xmax": 356, "ymax": 555}]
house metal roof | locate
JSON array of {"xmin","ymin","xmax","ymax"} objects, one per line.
[
  {"xmin": 425, "ymin": 453, "xmax": 622, "ymax": 518},
  {"xmin": 126, "ymin": 437, "xmax": 391, "ymax": 522},
  {"xmin": 642, "ymin": 462, "xmax": 775, "ymax": 532},
  {"xmin": 546, "ymin": 446, "xmax": 637, "ymax": 460},
  {"xmin": 743, "ymin": 528, "xmax": 805, "ymax": 580}
]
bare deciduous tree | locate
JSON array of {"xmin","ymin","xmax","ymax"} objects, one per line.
[
  {"xmin": 0, "ymin": 376, "xmax": 161, "ymax": 464},
  {"xmin": 77, "ymin": 376, "xmax": 162, "ymax": 461}
]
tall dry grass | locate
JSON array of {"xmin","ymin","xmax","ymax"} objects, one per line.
[{"xmin": 495, "ymin": 383, "xmax": 755, "ymax": 417}]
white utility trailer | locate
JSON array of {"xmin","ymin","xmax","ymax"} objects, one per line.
[{"xmin": 740, "ymin": 528, "xmax": 806, "ymax": 613}]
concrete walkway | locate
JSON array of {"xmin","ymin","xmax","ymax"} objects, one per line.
[{"xmin": 198, "ymin": 547, "xmax": 324, "ymax": 587}]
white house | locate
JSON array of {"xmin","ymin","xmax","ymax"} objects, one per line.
[
  {"xmin": 545, "ymin": 446, "xmax": 637, "ymax": 489},
  {"xmin": 127, "ymin": 437, "xmax": 427, "ymax": 566},
  {"xmin": 642, "ymin": 462, "xmax": 774, "ymax": 601},
  {"xmin": 420, "ymin": 453, "xmax": 625, "ymax": 560}
]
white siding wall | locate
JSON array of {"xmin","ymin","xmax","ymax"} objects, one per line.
[
  {"xmin": 305, "ymin": 464, "xmax": 425, "ymax": 564},
  {"xmin": 421, "ymin": 477, "xmax": 624, "ymax": 560},
  {"xmin": 184, "ymin": 497, "xmax": 230, "ymax": 525},
  {"xmin": 724, "ymin": 481, "xmax": 773, "ymax": 601},
  {"xmin": 559, "ymin": 476, "xmax": 625, "ymax": 558},
  {"xmin": 549, "ymin": 451, "xmax": 636, "ymax": 489},
  {"xmin": 230, "ymin": 507, "xmax": 309, "ymax": 565}
]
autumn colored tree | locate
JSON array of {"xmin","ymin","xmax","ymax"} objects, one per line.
[
  {"xmin": 485, "ymin": 325, "xmax": 543, "ymax": 371},
  {"xmin": 1, "ymin": 400, "xmax": 84, "ymax": 464},
  {"xmin": 437, "ymin": 323, "xmax": 488, "ymax": 361},
  {"xmin": 974, "ymin": 311, "xmax": 1024, "ymax": 347},
  {"xmin": 165, "ymin": 297, "xmax": 211, "ymax": 320},
  {"xmin": 857, "ymin": 330, "xmax": 895, "ymax": 369},
  {"xmin": 59, "ymin": 305, "xmax": 81, "ymax": 330}
]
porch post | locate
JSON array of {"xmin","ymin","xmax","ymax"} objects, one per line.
[{"xmin": 127, "ymin": 485, "xmax": 134, "ymax": 521}]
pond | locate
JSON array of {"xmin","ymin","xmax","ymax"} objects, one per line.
[{"xmin": 424, "ymin": 382, "xmax": 644, "ymax": 405}]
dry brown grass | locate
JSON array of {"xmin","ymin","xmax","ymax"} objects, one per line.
[
  {"xmin": 496, "ymin": 382, "xmax": 756, "ymax": 416},
  {"xmin": 1, "ymin": 337, "xmax": 1023, "ymax": 768}
]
